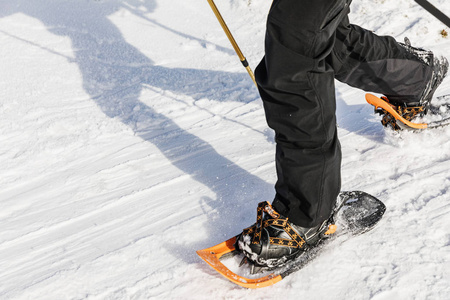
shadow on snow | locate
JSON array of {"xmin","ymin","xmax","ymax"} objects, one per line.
[{"xmin": 1, "ymin": 0, "xmax": 272, "ymax": 263}]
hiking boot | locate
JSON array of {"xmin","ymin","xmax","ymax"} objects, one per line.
[
  {"xmin": 236, "ymin": 201, "xmax": 337, "ymax": 272},
  {"xmin": 419, "ymin": 55, "xmax": 448, "ymax": 108}
]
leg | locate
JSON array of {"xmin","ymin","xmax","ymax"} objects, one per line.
[
  {"xmin": 329, "ymin": 17, "xmax": 433, "ymax": 104},
  {"xmin": 255, "ymin": 0, "xmax": 351, "ymax": 227}
]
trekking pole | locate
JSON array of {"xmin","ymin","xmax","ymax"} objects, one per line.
[
  {"xmin": 206, "ymin": 0, "xmax": 257, "ymax": 87},
  {"xmin": 414, "ymin": 0, "xmax": 450, "ymax": 28}
]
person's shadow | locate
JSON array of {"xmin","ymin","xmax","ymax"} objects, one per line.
[{"xmin": 1, "ymin": 0, "xmax": 273, "ymax": 262}]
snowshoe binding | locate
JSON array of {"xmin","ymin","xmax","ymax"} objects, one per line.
[{"xmin": 236, "ymin": 201, "xmax": 337, "ymax": 274}]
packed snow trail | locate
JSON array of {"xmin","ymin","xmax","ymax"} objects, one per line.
[{"xmin": 0, "ymin": 0, "xmax": 450, "ymax": 299}]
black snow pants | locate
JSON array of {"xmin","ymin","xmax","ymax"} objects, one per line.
[{"xmin": 255, "ymin": 0, "xmax": 432, "ymax": 227}]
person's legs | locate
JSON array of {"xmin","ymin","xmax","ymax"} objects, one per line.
[
  {"xmin": 256, "ymin": 0, "xmax": 440, "ymax": 228},
  {"xmin": 240, "ymin": 0, "xmax": 445, "ymax": 268}
]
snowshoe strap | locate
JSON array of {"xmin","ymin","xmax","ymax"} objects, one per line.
[{"xmin": 242, "ymin": 201, "xmax": 307, "ymax": 249}]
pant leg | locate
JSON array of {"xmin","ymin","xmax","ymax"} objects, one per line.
[
  {"xmin": 255, "ymin": 0, "xmax": 351, "ymax": 227},
  {"xmin": 330, "ymin": 17, "xmax": 432, "ymax": 104}
]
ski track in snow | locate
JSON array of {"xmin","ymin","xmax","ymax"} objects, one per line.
[{"xmin": 1, "ymin": 0, "xmax": 450, "ymax": 299}]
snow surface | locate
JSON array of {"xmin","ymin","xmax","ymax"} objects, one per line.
[{"xmin": 1, "ymin": 0, "xmax": 450, "ymax": 299}]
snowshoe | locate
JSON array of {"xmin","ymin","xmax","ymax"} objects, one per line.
[{"xmin": 196, "ymin": 191, "xmax": 386, "ymax": 289}]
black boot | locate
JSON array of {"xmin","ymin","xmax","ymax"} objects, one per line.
[{"xmin": 236, "ymin": 201, "xmax": 337, "ymax": 271}]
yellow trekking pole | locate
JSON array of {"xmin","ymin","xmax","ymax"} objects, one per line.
[{"xmin": 206, "ymin": 0, "xmax": 257, "ymax": 87}]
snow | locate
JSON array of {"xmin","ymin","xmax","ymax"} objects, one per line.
[{"xmin": 1, "ymin": 0, "xmax": 450, "ymax": 298}]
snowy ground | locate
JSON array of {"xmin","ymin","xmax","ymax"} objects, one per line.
[{"xmin": 1, "ymin": 0, "xmax": 450, "ymax": 299}]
